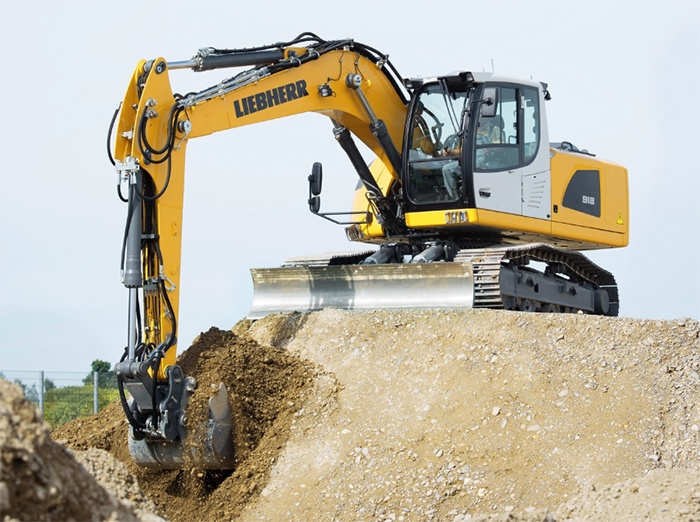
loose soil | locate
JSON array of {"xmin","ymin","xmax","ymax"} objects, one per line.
[
  {"xmin": 2, "ymin": 309, "xmax": 698, "ymax": 521},
  {"xmin": 0, "ymin": 378, "xmax": 164, "ymax": 521},
  {"xmin": 51, "ymin": 325, "xmax": 317, "ymax": 521}
]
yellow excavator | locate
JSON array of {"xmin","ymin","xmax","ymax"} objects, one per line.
[{"xmin": 110, "ymin": 33, "xmax": 628, "ymax": 469}]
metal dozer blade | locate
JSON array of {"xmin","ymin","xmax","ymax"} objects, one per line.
[{"xmin": 248, "ymin": 262, "xmax": 475, "ymax": 319}]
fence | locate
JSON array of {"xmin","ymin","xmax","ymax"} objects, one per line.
[{"xmin": 1, "ymin": 370, "xmax": 120, "ymax": 429}]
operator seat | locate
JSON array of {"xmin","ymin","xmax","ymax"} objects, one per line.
[{"xmin": 491, "ymin": 114, "xmax": 505, "ymax": 143}]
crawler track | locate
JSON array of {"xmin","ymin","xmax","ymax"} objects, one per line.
[
  {"xmin": 249, "ymin": 244, "xmax": 618, "ymax": 318},
  {"xmin": 456, "ymin": 244, "xmax": 618, "ymax": 315}
]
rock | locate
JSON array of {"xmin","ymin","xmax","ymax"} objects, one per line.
[{"xmin": 0, "ymin": 378, "xmax": 164, "ymax": 522}]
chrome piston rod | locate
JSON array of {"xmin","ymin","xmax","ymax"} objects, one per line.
[
  {"xmin": 127, "ymin": 288, "xmax": 138, "ymax": 361},
  {"xmin": 122, "ymin": 169, "xmax": 143, "ymax": 362}
]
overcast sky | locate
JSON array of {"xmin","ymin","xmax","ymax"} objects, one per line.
[{"xmin": 1, "ymin": 0, "xmax": 698, "ymax": 374}]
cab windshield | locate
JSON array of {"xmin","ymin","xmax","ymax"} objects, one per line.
[{"xmin": 406, "ymin": 84, "xmax": 470, "ymax": 204}]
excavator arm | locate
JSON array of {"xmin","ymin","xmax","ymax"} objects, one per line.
[{"xmin": 111, "ymin": 34, "xmax": 410, "ymax": 468}]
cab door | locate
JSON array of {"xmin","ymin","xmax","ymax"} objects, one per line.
[{"xmin": 472, "ymin": 83, "xmax": 550, "ymax": 219}]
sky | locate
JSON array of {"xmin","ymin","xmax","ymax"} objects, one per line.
[{"xmin": 0, "ymin": 0, "xmax": 698, "ymax": 374}]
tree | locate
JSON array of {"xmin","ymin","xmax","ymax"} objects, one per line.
[
  {"xmin": 1, "ymin": 374, "xmax": 53, "ymax": 403},
  {"xmin": 13, "ymin": 379, "xmax": 39, "ymax": 402},
  {"xmin": 82, "ymin": 359, "xmax": 116, "ymax": 388}
]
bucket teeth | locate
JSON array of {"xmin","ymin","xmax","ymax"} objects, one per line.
[{"xmin": 206, "ymin": 383, "xmax": 235, "ymax": 466}]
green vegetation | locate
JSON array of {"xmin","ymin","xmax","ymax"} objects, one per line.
[
  {"xmin": 43, "ymin": 384, "xmax": 120, "ymax": 429},
  {"xmin": 1, "ymin": 360, "xmax": 121, "ymax": 429}
]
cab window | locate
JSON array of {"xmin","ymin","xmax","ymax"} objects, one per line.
[
  {"xmin": 475, "ymin": 87, "xmax": 518, "ymax": 171},
  {"xmin": 406, "ymin": 84, "xmax": 469, "ymax": 204},
  {"xmin": 475, "ymin": 85, "xmax": 541, "ymax": 171},
  {"xmin": 523, "ymin": 86, "xmax": 540, "ymax": 164}
]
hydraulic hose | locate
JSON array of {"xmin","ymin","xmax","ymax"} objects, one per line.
[
  {"xmin": 137, "ymin": 103, "xmax": 180, "ymax": 160},
  {"xmin": 107, "ymin": 103, "xmax": 121, "ymax": 167}
]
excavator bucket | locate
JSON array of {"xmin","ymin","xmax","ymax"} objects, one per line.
[
  {"xmin": 248, "ymin": 263, "xmax": 474, "ymax": 319},
  {"xmin": 127, "ymin": 383, "xmax": 235, "ymax": 469}
]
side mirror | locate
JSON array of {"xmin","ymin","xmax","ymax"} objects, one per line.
[
  {"xmin": 308, "ymin": 162, "xmax": 323, "ymax": 214},
  {"xmin": 309, "ymin": 162, "xmax": 323, "ymax": 196},
  {"xmin": 480, "ymin": 87, "xmax": 497, "ymax": 118}
]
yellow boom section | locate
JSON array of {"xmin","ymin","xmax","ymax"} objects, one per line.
[{"xmin": 114, "ymin": 49, "xmax": 408, "ymax": 373}]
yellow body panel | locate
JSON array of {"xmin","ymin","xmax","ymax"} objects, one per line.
[
  {"xmin": 403, "ymin": 149, "xmax": 629, "ymax": 250},
  {"xmin": 550, "ymin": 150, "xmax": 629, "ymax": 247}
]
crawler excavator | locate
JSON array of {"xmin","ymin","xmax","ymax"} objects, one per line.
[{"xmin": 110, "ymin": 33, "xmax": 628, "ymax": 469}]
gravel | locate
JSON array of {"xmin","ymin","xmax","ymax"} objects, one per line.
[
  {"xmin": 241, "ymin": 309, "xmax": 700, "ymax": 521},
  {"xmin": 6, "ymin": 308, "xmax": 699, "ymax": 521}
]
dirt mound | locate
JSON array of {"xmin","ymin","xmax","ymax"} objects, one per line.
[
  {"xmin": 52, "ymin": 310, "xmax": 699, "ymax": 521},
  {"xmin": 53, "ymin": 326, "xmax": 320, "ymax": 521},
  {"xmin": 0, "ymin": 378, "xmax": 162, "ymax": 521},
  {"xmin": 237, "ymin": 309, "xmax": 700, "ymax": 521}
]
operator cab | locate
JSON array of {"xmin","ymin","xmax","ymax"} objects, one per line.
[{"xmin": 402, "ymin": 72, "xmax": 551, "ymax": 220}]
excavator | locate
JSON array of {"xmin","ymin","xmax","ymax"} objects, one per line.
[{"xmin": 110, "ymin": 33, "xmax": 628, "ymax": 470}]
